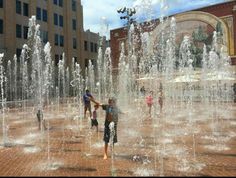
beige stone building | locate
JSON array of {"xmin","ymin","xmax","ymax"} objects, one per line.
[
  {"xmin": 83, "ymin": 30, "xmax": 108, "ymax": 68},
  {"xmin": 0, "ymin": 0, "xmax": 103, "ymax": 73}
]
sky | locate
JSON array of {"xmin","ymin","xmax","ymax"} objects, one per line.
[{"xmin": 81, "ymin": 0, "xmax": 229, "ymax": 39}]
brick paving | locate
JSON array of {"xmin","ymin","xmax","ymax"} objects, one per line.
[{"xmin": 0, "ymin": 100, "xmax": 236, "ymax": 176}]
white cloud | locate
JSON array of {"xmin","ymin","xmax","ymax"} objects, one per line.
[
  {"xmin": 81, "ymin": 0, "xmax": 133, "ymax": 39},
  {"xmin": 81, "ymin": 0, "xmax": 227, "ymax": 39}
]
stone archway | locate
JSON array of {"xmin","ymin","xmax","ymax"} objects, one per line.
[
  {"xmin": 175, "ymin": 11, "xmax": 230, "ymax": 53},
  {"xmin": 149, "ymin": 11, "xmax": 230, "ymax": 55}
]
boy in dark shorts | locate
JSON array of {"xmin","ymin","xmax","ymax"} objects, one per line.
[
  {"xmin": 96, "ymin": 97, "xmax": 121, "ymax": 160},
  {"xmin": 91, "ymin": 104, "xmax": 99, "ymax": 132}
]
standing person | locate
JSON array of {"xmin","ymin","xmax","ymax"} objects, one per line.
[
  {"xmin": 140, "ymin": 86, "xmax": 146, "ymax": 96},
  {"xmin": 146, "ymin": 91, "xmax": 154, "ymax": 117},
  {"xmin": 158, "ymin": 89, "xmax": 164, "ymax": 115},
  {"xmin": 91, "ymin": 104, "xmax": 99, "ymax": 132},
  {"xmin": 83, "ymin": 89, "xmax": 97, "ymax": 119},
  {"xmin": 37, "ymin": 109, "xmax": 47, "ymax": 130},
  {"xmin": 96, "ymin": 97, "xmax": 122, "ymax": 160},
  {"xmin": 233, "ymin": 83, "xmax": 236, "ymax": 103}
]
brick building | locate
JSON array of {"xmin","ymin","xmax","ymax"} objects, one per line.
[{"xmin": 110, "ymin": 1, "xmax": 236, "ymax": 71}]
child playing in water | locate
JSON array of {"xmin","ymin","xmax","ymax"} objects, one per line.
[
  {"xmin": 91, "ymin": 104, "xmax": 99, "ymax": 132},
  {"xmin": 83, "ymin": 89, "xmax": 98, "ymax": 119},
  {"xmin": 146, "ymin": 91, "xmax": 154, "ymax": 117},
  {"xmin": 158, "ymin": 90, "xmax": 164, "ymax": 115},
  {"xmin": 95, "ymin": 97, "xmax": 122, "ymax": 160},
  {"xmin": 37, "ymin": 109, "xmax": 47, "ymax": 130}
]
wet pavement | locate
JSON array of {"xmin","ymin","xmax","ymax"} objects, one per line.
[{"xmin": 0, "ymin": 101, "xmax": 236, "ymax": 176}]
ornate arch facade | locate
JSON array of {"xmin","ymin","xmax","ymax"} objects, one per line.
[{"xmin": 175, "ymin": 11, "xmax": 231, "ymax": 54}]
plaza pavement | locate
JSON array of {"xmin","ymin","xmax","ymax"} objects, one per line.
[{"xmin": 0, "ymin": 101, "xmax": 235, "ymax": 176}]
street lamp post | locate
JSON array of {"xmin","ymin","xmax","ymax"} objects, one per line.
[
  {"xmin": 117, "ymin": 7, "xmax": 138, "ymax": 100},
  {"xmin": 117, "ymin": 7, "xmax": 136, "ymax": 54}
]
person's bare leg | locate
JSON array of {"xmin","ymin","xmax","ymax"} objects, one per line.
[
  {"xmin": 149, "ymin": 106, "xmax": 151, "ymax": 117},
  {"xmin": 40, "ymin": 120, "xmax": 42, "ymax": 131},
  {"xmin": 112, "ymin": 143, "xmax": 115, "ymax": 155},
  {"xmin": 147, "ymin": 105, "xmax": 149, "ymax": 117},
  {"xmin": 44, "ymin": 120, "xmax": 47, "ymax": 130},
  {"xmin": 84, "ymin": 107, "xmax": 87, "ymax": 119},
  {"xmin": 160, "ymin": 103, "xmax": 163, "ymax": 115},
  {"xmin": 89, "ymin": 108, "xmax": 92, "ymax": 118},
  {"xmin": 104, "ymin": 143, "xmax": 108, "ymax": 159}
]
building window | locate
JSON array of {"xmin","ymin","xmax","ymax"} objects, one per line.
[
  {"xmin": 73, "ymin": 57, "xmax": 77, "ymax": 63},
  {"xmin": 84, "ymin": 41, "xmax": 88, "ymax": 51},
  {"xmin": 72, "ymin": 0, "xmax": 76, "ymax": 11},
  {"xmin": 94, "ymin": 43, "xmax": 98, "ymax": 53},
  {"xmin": 36, "ymin": 7, "xmax": 41, "ymax": 20},
  {"xmin": 54, "ymin": 13, "xmax": 58, "ymax": 25},
  {"xmin": 72, "ymin": 19, "xmax": 76, "ymax": 30},
  {"xmin": 0, "ymin": 19, "xmax": 3, "ymax": 34},
  {"xmin": 16, "ymin": 0, "xmax": 21, "ymax": 14},
  {"xmin": 45, "ymin": 31, "xmax": 48, "ymax": 43},
  {"xmin": 40, "ymin": 30, "xmax": 48, "ymax": 44},
  {"xmin": 42, "ymin": 9, "xmax": 47, "ymax": 22},
  {"xmin": 93, "ymin": 59, "xmax": 97, "ymax": 68},
  {"xmin": 59, "ymin": 0, "xmax": 63, "ymax": 7},
  {"xmin": 23, "ymin": 26, "xmax": 28, "ymax": 39},
  {"xmin": 59, "ymin": 15, "xmax": 63, "ymax": 27},
  {"xmin": 16, "ymin": 24, "xmax": 22, "ymax": 38},
  {"xmin": 90, "ymin": 42, "xmax": 94, "ymax": 52},
  {"xmin": 23, "ymin": 3, "xmax": 29, "ymax": 16},
  {"xmin": 60, "ymin": 35, "xmax": 64, "ymax": 47},
  {"xmin": 55, "ymin": 54, "xmax": 59, "ymax": 66},
  {"xmin": 16, "ymin": 48, "xmax": 22, "ymax": 59},
  {"xmin": 85, "ymin": 58, "xmax": 89, "ymax": 68},
  {"xmin": 0, "ymin": 0, "xmax": 3, "ymax": 8},
  {"xmin": 54, "ymin": 0, "xmax": 62, "ymax": 7},
  {"xmin": 55, "ymin": 34, "xmax": 59, "ymax": 46},
  {"xmin": 73, "ymin": 38, "xmax": 77, "ymax": 49}
]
